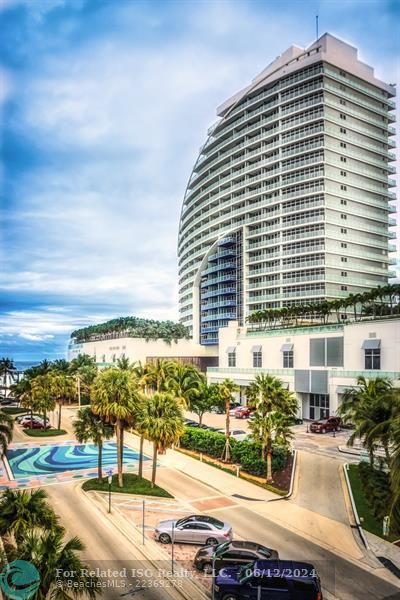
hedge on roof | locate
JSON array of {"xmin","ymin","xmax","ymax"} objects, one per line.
[{"xmin": 70, "ymin": 317, "xmax": 190, "ymax": 344}]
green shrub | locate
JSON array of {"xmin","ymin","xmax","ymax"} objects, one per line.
[
  {"xmin": 181, "ymin": 427, "xmax": 288, "ymax": 477},
  {"xmin": 358, "ymin": 462, "xmax": 392, "ymax": 521}
]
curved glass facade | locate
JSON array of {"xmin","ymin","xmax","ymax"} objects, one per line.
[{"xmin": 178, "ymin": 34, "xmax": 396, "ymax": 344}]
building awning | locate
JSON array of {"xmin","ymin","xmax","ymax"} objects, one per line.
[
  {"xmin": 281, "ymin": 343, "xmax": 294, "ymax": 352},
  {"xmin": 361, "ymin": 339, "xmax": 381, "ymax": 350},
  {"xmin": 251, "ymin": 345, "xmax": 262, "ymax": 353},
  {"xmin": 226, "ymin": 346, "xmax": 236, "ymax": 353}
]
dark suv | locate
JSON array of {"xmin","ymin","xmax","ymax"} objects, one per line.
[
  {"xmin": 193, "ymin": 540, "xmax": 279, "ymax": 574},
  {"xmin": 214, "ymin": 559, "xmax": 322, "ymax": 600},
  {"xmin": 309, "ymin": 416, "xmax": 341, "ymax": 434}
]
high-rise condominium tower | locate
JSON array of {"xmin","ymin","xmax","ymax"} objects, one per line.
[{"xmin": 178, "ymin": 34, "xmax": 396, "ymax": 345}]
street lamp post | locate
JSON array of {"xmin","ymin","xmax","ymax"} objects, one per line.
[{"xmin": 107, "ymin": 469, "xmax": 113, "ymax": 513}]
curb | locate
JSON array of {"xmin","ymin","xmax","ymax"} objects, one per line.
[
  {"xmin": 342, "ymin": 463, "xmax": 369, "ymax": 549},
  {"xmin": 284, "ymin": 449, "xmax": 297, "ymax": 499},
  {"xmin": 78, "ymin": 486, "xmax": 209, "ymax": 600}
]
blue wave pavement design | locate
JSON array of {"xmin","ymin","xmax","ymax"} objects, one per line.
[{"xmin": 7, "ymin": 442, "xmax": 149, "ymax": 478}]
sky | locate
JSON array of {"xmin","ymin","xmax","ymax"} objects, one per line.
[{"xmin": 0, "ymin": 0, "xmax": 399, "ymax": 363}]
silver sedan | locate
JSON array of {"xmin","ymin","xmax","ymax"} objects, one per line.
[{"xmin": 154, "ymin": 515, "xmax": 233, "ymax": 545}]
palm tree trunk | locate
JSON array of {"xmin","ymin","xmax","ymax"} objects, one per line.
[
  {"xmin": 116, "ymin": 419, "xmax": 123, "ymax": 488},
  {"xmin": 30, "ymin": 408, "xmax": 33, "ymax": 428},
  {"xmin": 57, "ymin": 401, "xmax": 62, "ymax": 430},
  {"xmin": 43, "ymin": 410, "xmax": 47, "ymax": 429},
  {"xmin": 138, "ymin": 435, "xmax": 144, "ymax": 479},
  {"xmin": 98, "ymin": 440, "xmax": 103, "ymax": 481},
  {"xmin": 369, "ymin": 448, "xmax": 374, "ymax": 468},
  {"xmin": 384, "ymin": 443, "xmax": 391, "ymax": 467},
  {"xmin": 266, "ymin": 443, "xmax": 273, "ymax": 483},
  {"xmin": 151, "ymin": 442, "xmax": 158, "ymax": 487},
  {"xmin": 222, "ymin": 399, "xmax": 231, "ymax": 462},
  {"xmin": 199, "ymin": 413, "xmax": 203, "ymax": 426}
]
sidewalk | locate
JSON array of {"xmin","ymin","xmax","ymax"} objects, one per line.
[{"xmin": 365, "ymin": 530, "xmax": 400, "ymax": 574}]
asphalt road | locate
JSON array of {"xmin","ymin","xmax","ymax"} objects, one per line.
[
  {"xmin": 152, "ymin": 466, "xmax": 399, "ymax": 600},
  {"xmin": 47, "ymin": 483, "xmax": 184, "ymax": 600}
]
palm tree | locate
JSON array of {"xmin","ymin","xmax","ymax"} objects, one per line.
[
  {"xmin": 0, "ymin": 357, "xmax": 17, "ymax": 397},
  {"xmin": 246, "ymin": 374, "xmax": 297, "ymax": 482},
  {"xmin": 339, "ymin": 376, "xmax": 394, "ymax": 466},
  {"xmin": 146, "ymin": 358, "xmax": 176, "ymax": 392},
  {"xmin": 4, "ymin": 527, "xmax": 100, "ymax": 598},
  {"xmin": 31, "ymin": 374, "xmax": 56, "ymax": 428},
  {"xmin": 0, "ymin": 409, "xmax": 13, "ymax": 456},
  {"xmin": 166, "ymin": 362, "xmax": 202, "ymax": 408},
  {"xmin": 73, "ymin": 407, "xmax": 114, "ymax": 481},
  {"xmin": 116, "ymin": 356, "xmax": 135, "ymax": 371},
  {"xmin": 49, "ymin": 372, "xmax": 76, "ymax": 430},
  {"xmin": 218, "ymin": 379, "xmax": 239, "ymax": 462},
  {"xmin": 135, "ymin": 392, "xmax": 184, "ymax": 486},
  {"xmin": 249, "ymin": 411, "xmax": 294, "ymax": 481},
  {"xmin": 0, "ymin": 488, "xmax": 59, "ymax": 542},
  {"xmin": 91, "ymin": 368, "xmax": 140, "ymax": 487},
  {"xmin": 51, "ymin": 358, "xmax": 70, "ymax": 373}
]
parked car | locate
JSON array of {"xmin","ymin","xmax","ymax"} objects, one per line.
[
  {"xmin": 22, "ymin": 419, "xmax": 50, "ymax": 430},
  {"xmin": 184, "ymin": 418, "xmax": 199, "ymax": 427},
  {"xmin": 214, "ymin": 402, "xmax": 240, "ymax": 415},
  {"xmin": 309, "ymin": 416, "xmax": 341, "ymax": 433},
  {"xmin": 217, "ymin": 429, "xmax": 249, "ymax": 442},
  {"xmin": 0, "ymin": 399, "xmax": 18, "ymax": 407},
  {"xmin": 154, "ymin": 515, "xmax": 232, "ymax": 546},
  {"xmin": 235, "ymin": 406, "xmax": 253, "ymax": 419},
  {"xmin": 18, "ymin": 415, "xmax": 43, "ymax": 426},
  {"xmin": 194, "ymin": 540, "xmax": 279, "ymax": 574},
  {"xmin": 214, "ymin": 559, "xmax": 323, "ymax": 600}
]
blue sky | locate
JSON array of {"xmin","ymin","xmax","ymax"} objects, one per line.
[{"xmin": 0, "ymin": 0, "xmax": 398, "ymax": 363}]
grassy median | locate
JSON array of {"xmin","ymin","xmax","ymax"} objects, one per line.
[
  {"xmin": 82, "ymin": 473, "xmax": 173, "ymax": 497},
  {"xmin": 24, "ymin": 428, "xmax": 67, "ymax": 437}
]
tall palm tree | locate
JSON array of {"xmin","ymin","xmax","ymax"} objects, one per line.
[
  {"xmin": 0, "ymin": 409, "xmax": 13, "ymax": 456},
  {"xmin": 166, "ymin": 362, "xmax": 202, "ymax": 408},
  {"xmin": 246, "ymin": 374, "xmax": 297, "ymax": 482},
  {"xmin": 49, "ymin": 372, "xmax": 76, "ymax": 430},
  {"xmin": 91, "ymin": 368, "xmax": 140, "ymax": 487},
  {"xmin": 73, "ymin": 407, "xmax": 114, "ymax": 481},
  {"xmin": 135, "ymin": 392, "xmax": 184, "ymax": 486},
  {"xmin": 249, "ymin": 411, "xmax": 294, "ymax": 481},
  {"xmin": 339, "ymin": 376, "xmax": 394, "ymax": 466},
  {"xmin": 0, "ymin": 357, "xmax": 17, "ymax": 397},
  {"xmin": 51, "ymin": 358, "xmax": 70, "ymax": 373},
  {"xmin": 146, "ymin": 359, "xmax": 176, "ymax": 392},
  {"xmin": 31, "ymin": 374, "xmax": 56, "ymax": 428},
  {"xmin": 0, "ymin": 488, "xmax": 59, "ymax": 542},
  {"xmin": 218, "ymin": 379, "xmax": 239, "ymax": 462},
  {"xmin": 4, "ymin": 527, "xmax": 100, "ymax": 599}
]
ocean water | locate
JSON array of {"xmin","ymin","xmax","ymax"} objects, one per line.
[{"xmin": 14, "ymin": 361, "xmax": 42, "ymax": 373}]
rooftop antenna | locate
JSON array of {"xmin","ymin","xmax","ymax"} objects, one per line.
[{"xmin": 316, "ymin": 14, "xmax": 319, "ymax": 40}]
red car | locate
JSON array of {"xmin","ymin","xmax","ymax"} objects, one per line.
[
  {"xmin": 22, "ymin": 419, "xmax": 51, "ymax": 430},
  {"xmin": 235, "ymin": 406, "xmax": 252, "ymax": 419},
  {"xmin": 310, "ymin": 416, "xmax": 341, "ymax": 433}
]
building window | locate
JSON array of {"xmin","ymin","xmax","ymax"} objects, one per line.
[
  {"xmin": 341, "ymin": 242, "xmax": 347, "ymax": 248},
  {"xmin": 341, "ymin": 271, "xmax": 348, "ymax": 277},
  {"xmin": 341, "ymin": 257, "xmax": 347, "ymax": 262},
  {"xmin": 340, "ymin": 156, "xmax": 347, "ymax": 162},
  {"xmin": 365, "ymin": 349, "xmax": 381, "ymax": 370},
  {"xmin": 340, "ymin": 99, "xmax": 346, "ymax": 105},
  {"xmin": 341, "ymin": 227, "xmax": 347, "ymax": 234},
  {"xmin": 341, "ymin": 214, "xmax": 347, "ymax": 219},
  {"xmin": 341, "ymin": 285, "xmax": 348, "ymax": 291},
  {"xmin": 253, "ymin": 351, "xmax": 262, "ymax": 368},
  {"xmin": 340, "ymin": 113, "xmax": 347, "ymax": 120},
  {"xmin": 340, "ymin": 142, "xmax": 347, "ymax": 148},
  {"xmin": 228, "ymin": 352, "xmax": 236, "ymax": 367},
  {"xmin": 309, "ymin": 394, "xmax": 330, "ymax": 420},
  {"xmin": 340, "ymin": 185, "xmax": 347, "ymax": 191},
  {"xmin": 340, "ymin": 199, "xmax": 347, "ymax": 205},
  {"xmin": 102, "ymin": 354, "xmax": 106, "ymax": 363},
  {"xmin": 340, "ymin": 170, "xmax": 347, "ymax": 177},
  {"xmin": 340, "ymin": 127, "xmax": 347, "ymax": 134},
  {"xmin": 283, "ymin": 351, "xmax": 294, "ymax": 368}
]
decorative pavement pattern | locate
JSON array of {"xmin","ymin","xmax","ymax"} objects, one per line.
[{"xmin": 0, "ymin": 440, "xmax": 150, "ymax": 490}]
